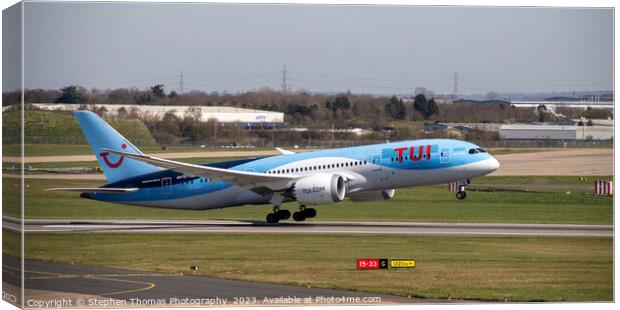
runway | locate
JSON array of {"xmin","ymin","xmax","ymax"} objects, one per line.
[
  {"xmin": 3, "ymin": 148, "xmax": 613, "ymax": 176},
  {"xmin": 2, "ymin": 255, "xmax": 423, "ymax": 307},
  {"xmin": 3, "ymin": 217, "xmax": 612, "ymax": 237}
]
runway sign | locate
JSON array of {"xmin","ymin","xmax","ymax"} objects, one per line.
[
  {"xmin": 594, "ymin": 180, "xmax": 613, "ymax": 196},
  {"xmin": 356, "ymin": 258, "xmax": 388, "ymax": 270},
  {"xmin": 390, "ymin": 259, "xmax": 416, "ymax": 268},
  {"xmin": 357, "ymin": 259, "xmax": 379, "ymax": 269},
  {"xmin": 357, "ymin": 258, "xmax": 412, "ymax": 269}
]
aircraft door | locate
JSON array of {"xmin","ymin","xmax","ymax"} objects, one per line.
[
  {"xmin": 440, "ymin": 147, "xmax": 450, "ymax": 163},
  {"xmin": 161, "ymin": 177, "xmax": 172, "ymax": 194},
  {"xmin": 372, "ymin": 154, "xmax": 382, "ymax": 171}
]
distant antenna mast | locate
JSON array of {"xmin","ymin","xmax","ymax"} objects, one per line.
[
  {"xmin": 179, "ymin": 68, "xmax": 185, "ymax": 93},
  {"xmin": 281, "ymin": 64, "xmax": 288, "ymax": 94},
  {"xmin": 453, "ymin": 72, "xmax": 458, "ymax": 98}
]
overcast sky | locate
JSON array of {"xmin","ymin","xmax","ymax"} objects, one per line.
[{"xmin": 4, "ymin": 2, "xmax": 614, "ymax": 95}]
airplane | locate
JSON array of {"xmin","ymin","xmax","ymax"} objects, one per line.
[{"xmin": 50, "ymin": 111, "xmax": 500, "ymax": 223}]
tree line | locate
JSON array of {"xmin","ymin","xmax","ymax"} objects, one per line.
[
  {"xmin": 5, "ymin": 84, "xmax": 612, "ymax": 146},
  {"xmin": 2, "ymin": 84, "xmax": 556, "ymax": 128}
]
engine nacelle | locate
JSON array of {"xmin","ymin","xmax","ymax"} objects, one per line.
[
  {"xmin": 293, "ymin": 174, "xmax": 346, "ymax": 205},
  {"xmin": 349, "ymin": 189, "xmax": 395, "ymax": 202}
]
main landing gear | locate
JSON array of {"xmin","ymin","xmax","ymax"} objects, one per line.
[
  {"xmin": 292, "ymin": 206, "xmax": 316, "ymax": 222},
  {"xmin": 266, "ymin": 206, "xmax": 291, "ymax": 224},
  {"xmin": 456, "ymin": 190, "xmax": 467, "ymax": 200},
  {"xmin": 265, "ymin": 206, "xmax": 317, "ymax": 223}
]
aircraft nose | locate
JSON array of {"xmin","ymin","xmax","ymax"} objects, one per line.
[{"xmin": 487, "ymin": 157, "xmax": 500, "ymax": 173}]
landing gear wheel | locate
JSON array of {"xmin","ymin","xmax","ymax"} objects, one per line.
[
  {"xmin": 456, "ymin": 191, "xmax": 467, "ymax": 200},
  {"xmin": 303, "ymin": 208, "xmax": 317, "ymax": 218},
  {"xmin": 292, "ymin": 211, "xmax": 306, "ymax": 222},
  {"xmin": 278, "ymin": 210, "xmax": 291, "ymax": 220},
  {"xmin": 266, "ymin": 213, "xmax": 280, "ymax": 223}
]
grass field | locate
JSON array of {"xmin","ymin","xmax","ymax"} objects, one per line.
[
  {"xmin": 3, "ymin": 144, "xmax": 273, "ymax": 157},
  {"xmin": 5, "ymin": 231, "xmax": 612, "ymax": 302},
  {"xmin": 3, "ymin": 176, "xmax": 612, "ymax": 224},
  {"xmin": 2, "ymin": 111, "xmax": 157, "ymax": 156}
]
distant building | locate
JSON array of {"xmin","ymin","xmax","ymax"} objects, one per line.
[
  {"xmin": 510, "ymin": 100, "xmax": 613, "ymax": 110},
  {"xmin": 451, "ymin": 99, "xmax": 510, "ymax": 106},
  {"xmin": 453, "ymin": 125, "xmax": 472, "ymax": 133},
  {"xmin": 423, "ymin": 123, "xmax": 448, "ymax": 132},
  {"xmin": 26, "ymin": 103, "xmax": 285, "ymax": 125},
  {"xmin": 444, "ymin": 123, "xmax": 503, "ymax": 132},
  {"xmin": 499, "ymin": 124, "xmax": 613, "ymax": 140}
]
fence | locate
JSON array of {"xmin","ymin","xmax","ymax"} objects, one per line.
[
  {"xmin": 3, "ymin": 136, "xmax": 613, "ymax": 149},
  {"xmin": 473, "ymin": 139, "xmax": 613, "ymax": 149}
]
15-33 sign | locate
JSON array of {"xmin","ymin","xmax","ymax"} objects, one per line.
[{"xmin": 357, "ymin": 258, "xmax": 413, "ymax": 270}]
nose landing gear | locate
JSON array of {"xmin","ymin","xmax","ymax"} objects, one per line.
[{"xmin": 450, "ymin": 179, "xmax": 470, "ymax": 200}]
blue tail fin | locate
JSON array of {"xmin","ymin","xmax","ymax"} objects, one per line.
[{"xmin": 73, "ymin": 111, "xmax": 160, "ymax": 183}]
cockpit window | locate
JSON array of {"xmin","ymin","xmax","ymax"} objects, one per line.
[
  {"xmin": 476, "ymin": 148, "xmax": 487, "ymax": 153},
  {"xmin": 468, "ymin": 148, "xmax": 479, "ymax": 154}
]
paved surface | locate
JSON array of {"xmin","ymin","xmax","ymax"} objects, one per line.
[
  {"xmin": 2, "ymin": 255, "xmax": 431, "ymax": 307},
  {"xmin": 491, "ymin": 148, "xmax": 612, "ymax": 176},
  {"xmin": 3, "ymin": 217, "xmax": 612, "ymax": 237},
  {"xmin": 4, "ymin": 148, "xmax": 612, "ymax": 178}
]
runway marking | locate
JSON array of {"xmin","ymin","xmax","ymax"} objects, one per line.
[
  {"xmin": 89, "ymin": 276, "xmax": 156, "ymax": 297},
  {"xmin": 6, "ymin": 217, "xmax": 612, "ymax": 237},
  {"xmin": 4, "ymin": 264, "xmax": 81, "ymax": 281},
  {"xmin": 4, "ymin": 263, "xmax": 157, "ymax": 297}
]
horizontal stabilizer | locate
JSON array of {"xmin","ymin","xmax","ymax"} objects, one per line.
[
  {"xmin": 275, "ymin": 147, "xmax": 296, "ymax": 155},
  {"xmin": 47, "ymin": 187, "xmax": 139, "ymax": 193}
]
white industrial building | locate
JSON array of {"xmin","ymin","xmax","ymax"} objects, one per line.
[
  {"xmin": 499, "ymin": 124, "xmax": 613, "ymax": 140},
  {"xmin": 510, "ymin": 100, "xmax": 613, "ymax": 110},
  {"xmin": 26, "ymin": 103, "xmax": 285, "ymax": 124}
]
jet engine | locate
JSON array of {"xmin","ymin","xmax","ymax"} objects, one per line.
[
  {"xmin": 348, "ymin": 189, "xmax": 395, "ymax": 202},
  {"xmin": 293, "ymin": 174, "xmax": 346, "ymax": 205}
]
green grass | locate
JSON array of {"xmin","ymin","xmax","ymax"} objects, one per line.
[
  {"xmin": 4, "ymin": 144, "xmax": 272, "ymax": 157},
  {"xmin": 2, "ymin": 111, "xmax": 156, "ymax": 156},
  {"xmin": 3, "ymin": 176, "xmax": 612, "ymax": 224},
  {"xmin": 7, "ymin": 232, "xmax": 612, "ymax": 302}
]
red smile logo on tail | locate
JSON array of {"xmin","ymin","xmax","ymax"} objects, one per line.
[{"xmin": 99, "ymin": 144, "xmax": 127, "ymax": 169}]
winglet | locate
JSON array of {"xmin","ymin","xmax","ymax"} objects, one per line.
[{"xmin": 275, "ymin": 147, "xmax": 296, "ymax": 155}]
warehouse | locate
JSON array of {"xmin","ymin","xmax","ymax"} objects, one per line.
[
  {"xmin": 499, "ymin": 124, "xmax": 613, "ymax": 140},
  {"xmin": 27, "ymin": 103, "xmax": 285, "ymax": 124}
]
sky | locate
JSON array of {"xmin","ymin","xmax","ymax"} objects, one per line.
[{"xmin": 3, "ymin": 2, "xmax": 614, "ymax": 95}]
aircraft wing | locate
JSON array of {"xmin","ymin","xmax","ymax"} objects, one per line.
[
  {"xmin": 47, "ymin": 187, "xmax": 139, "ymax": 193},
  {"xmin": 102, "ymin": 149, "xmax": 296, "ymax": 191},
  {"xmin": 275, "ymin": 147, "xmax": 296, "ymax": 155}
]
